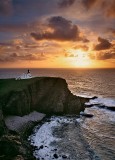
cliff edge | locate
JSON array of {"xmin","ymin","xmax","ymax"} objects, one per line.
[{"xmin": 0, "ymin": 77, "xmax": 87, "ymax": 116}]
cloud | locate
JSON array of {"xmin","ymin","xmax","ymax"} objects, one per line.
[
  {"xmin": 74, "ymin": 44, "xmax": 89, "ymax": 51},
  {"xmin": 82, "ymin": 0, "xmax": 115, "ymax": 18},
  {"xmin": 89, "ymin": 51, "xmax": 115, "ymax": 60},
  {"xmin": 58, "ymin": 0, "xmax": 75, "ymax": 8},
  {"xmin": 94, "ymin": 37, "xmax": 112, "ymax": 51},
  {"xmin": 31, "ymin": 16, "xmax": 87, "ymax": 42},
  {"xmin": 65, "ymin": 53, "xmax": 77, "ymax": 57},
  {"xmin": 0, "ymin": 0, "xmax": 13, "ymax": 15},
  {"xmin": 82, "ymin": 0, "xmax": 97, "ymax": 9},
  {"xmin": 104, "ymin": 0, "xmax": 115, "ymax": 18},
  {"xmin": 107, "ymin": 28, "xmax": 115, "ymax": 37},
  {"xmin": 0, "ymin": 53, "xmax": 46, "ymax": 62}
]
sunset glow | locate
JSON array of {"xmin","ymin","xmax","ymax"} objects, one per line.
[
  {"xmin": 67, "ymin": 49, "xmax": 91, "ymax": 67},
  {"xmin": 0, "ymin": 0, "xmax": 115, "ymax": 68}
]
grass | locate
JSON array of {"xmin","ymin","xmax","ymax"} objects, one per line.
[{"xmin": 0, "ymin": 77, "xmax": 41, "ymax": 96}]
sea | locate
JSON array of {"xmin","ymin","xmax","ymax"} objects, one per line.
[{"xmin": 0, "ymin": 68, "xmax": 115, "ymax": 160}]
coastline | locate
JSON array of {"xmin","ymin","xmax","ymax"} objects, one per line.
[
  {"xmin": 0, "ymin": 77, "xmax": 114, "ymax": 159},
  {"xmin": 0, "ymin": 77, "xmax": 89, "ymax": 160}
]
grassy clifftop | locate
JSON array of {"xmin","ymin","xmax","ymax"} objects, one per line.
[{"xmin": 0, "ymin": 77, "xmax": 42, "ymax": 96}]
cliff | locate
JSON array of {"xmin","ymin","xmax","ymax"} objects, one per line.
[
  {"xmin": 0, "ymin": 77, "xmax": 87, "ymax": 116},
  {"xmin": 0, "ymin": 77, "xmax": 89, "ymax": 160}
]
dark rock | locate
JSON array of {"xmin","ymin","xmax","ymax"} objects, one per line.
[
  {"xmin": 0, "ymin": 139, "xmax": 19, "ymax": 156},
  {"xmin": 0, "ymin": 135, "xmax": 34, "ymax": 160},
  {"xmin": 13, "ymin": 155, "xmax": 24, "ymax": 160},
  {"xmin": 39, "ymin": 145, "xmax": 44, "ymax": 150},
  {"xmin": 85, "ymin": 104, "xmax": 94, "ymax": 108},
  {"xmin": 54, "ymin": 148, "xmax": 57, "ymax": 151},
  {"xmin": 53, "ymin": 153, "xmax": 58, "ymax": 159},
  {"xmin": 91, "ymin": 96, "xmax": 98, "ymax": 100},
  {"xmin": 80, "ymin": 112, "xmax": 94, "ymax": 118},
  {"xmin": 62, "ymin": 155, "xmax": 67, "ymax": 158},
  {"xmin": 0, "ymin": 110, "xmax": 6, "ymax": 136},
  {"xmin": 98, "ymin": 105, "xmax": 106, "ymax": 108},
  {"xmin": 107, "ymin": 106, "xmax": 115, "ymax": 111}
]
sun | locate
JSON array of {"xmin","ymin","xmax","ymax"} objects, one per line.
[{"xmin": 67, "ymin": 49, "xmax": 92, "ymax": 68}]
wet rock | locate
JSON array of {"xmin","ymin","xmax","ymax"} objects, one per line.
[
  {"xmin": 91, "ymin": 96, "xmax": 98, "ymax": 100},
  {"xmin": 107, "ymin": 106, "xmax": 115, "ymax": 111},
  {"xmin": 62, "ymin": 155, "xmax": 67, "ymax": 158},
  {"xmin": 54, "ymin": 148, "xmax": 57, "ymax": 151},
  {"xmin": 98, "ymin": 104, "xmax": 106, "ymax": 108},
  {"xmin": 80, "ymin": 112, "xmax": 94, "ymax": 118},
  {"xmin": 53, "ymin": 153, "xmax": 58, "ymax": 159},
  {"xmin": 39, "ymin": 145, "xmax": 44, "ymax": 150},
  {"xmin": 85, "ymin": 104, "xmax": 94, "ymax": 108}
]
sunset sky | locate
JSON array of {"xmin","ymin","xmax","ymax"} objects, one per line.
[{"xmin": 0, "ymin": 0, "xmax": 115, "ymax": 68}]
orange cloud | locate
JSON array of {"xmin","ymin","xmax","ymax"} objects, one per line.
[{"xmin": 74, "ymin": 44, "xmax": 89, "ymax": 51}]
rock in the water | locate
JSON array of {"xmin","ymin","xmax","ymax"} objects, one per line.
[
  {"xmin": 39, "ymin": 145, "xmax": 44, "ymax": 150},
  {"xmin": 80, "ymin": 112, "xmax": 94, "ymax": 118},
  {"xmin": 62, "ymin": 155, "xmax": 68, "ymax": 158},
  {"xmin": 53, "ymin": 153, "xmax": 58, "ymax": 159},
  {"xmin": 91, "ymin": 96, "xmax": 98, "ymax": 100},
  {"xmin": 85, "ymin": 104, "xmax": 94, "ymax": 108},
  {"xmin": 107, "ymin": 106, "xmax": 115, "ymax": 111}
]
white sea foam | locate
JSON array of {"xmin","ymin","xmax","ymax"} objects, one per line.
[
  {"xmin": 86, "ymin": 97, "xmax": 115, "ymax": 107},
  {"xmin": 29, "ymin": 117, "xmax": 75, "ymax": 160}
]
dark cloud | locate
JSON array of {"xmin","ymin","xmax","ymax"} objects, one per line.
[
  {"xmin": 31, "ymin": 16, "xmax": 86, "ymax": 42},
  {"xmin": 58, "ymin": 0, "xmax": 75, "ymax": 8},
  {"xmin": 82, "ymin": 0, "xmax": 97, "ymax": 10},
  {"xmin": 94, "ymin": 37, "xmax": 112, "ymax": 51},
  {"xmin": 0, "ymin": 0, "xmax": 13, "ymax": 15},
  {"xmin": 89, "ymin": 51, "xmax": 115, "ymax": 60}
]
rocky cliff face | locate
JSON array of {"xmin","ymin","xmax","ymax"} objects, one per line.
[
  {"xmin": 0, "ymin": 110, "xmax": 6, "ymax": 136},
  {"xmin": 0, "ymin": 77, "xmax": 88, "ymax": 116},
  {"xmin": 0, "ymin": 77, "xmax": 89, "ymax": 160}
]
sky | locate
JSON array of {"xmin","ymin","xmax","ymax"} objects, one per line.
[{"xmin": 0, "ymin": 0, "xmax": 115, "ymax": 68}]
